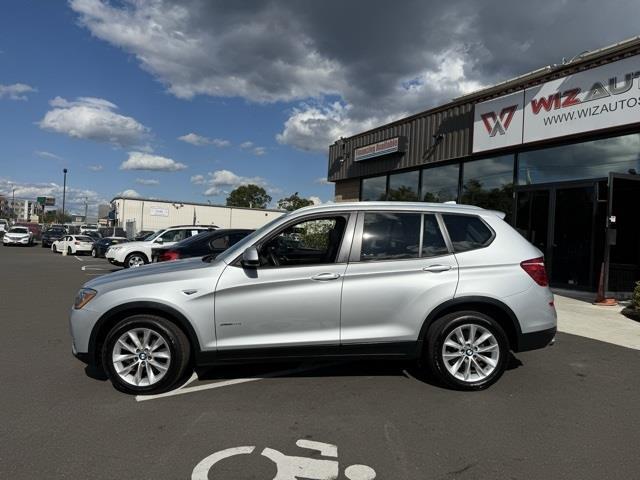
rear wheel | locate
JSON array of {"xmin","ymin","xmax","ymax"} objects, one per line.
[
  {"xmin": 425, "ymin": 311, "xmax": 508, "ymax": 391},
  {"xmin": 52, "ymin": 244, "xmax": 58, "ymax": 253},
  {"xmin": 91, "ymin": 248, "xmax": 97, "ymax": 257},
  {"xmin": 102, "ymin": 315, "xmax": 191, "ymax": 395},
  {"xmin": 67, "ymin": 246, "xmax": 73, "ymax": 255},
  {"xmin": 125, "ymin": 252, "xmax": 148, "ymax": 268}
]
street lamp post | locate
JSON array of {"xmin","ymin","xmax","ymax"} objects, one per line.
[
  {"xmin": 62, "ymin": 168, "xmax": 68, "ymax": 222},
  {"xmin": 11, "ymin": 187, "xmax": 16, "ymax": 223}
]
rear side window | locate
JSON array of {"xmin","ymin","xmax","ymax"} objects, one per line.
[
  {"xmin": 442, "ymin": 214, "xmax": 493, "ymax": 252},
  {"xmin": 422, "ymin": 215, "xmax": 449, "ymax": 257},
  {"xmin": 361, "ymin": 212, "xmax": 421, "ymax": 261}
]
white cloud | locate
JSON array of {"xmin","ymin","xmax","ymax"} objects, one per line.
[
  {"xmin": 34, "ymin": 150, "xmax": 63, "ymax": 161},
  {"xmin": 178, "ymin": 132, "xmax": 230, "ymax": 147},
  {"xmin": 190, "ymin": 174, "xmax": 205, "ymax": 185},
  {"xmin": 0, "ymin": 83, "xmax": 36, "ymax": 100},
  {"xmin": 39, "ymin": 96, "xmax": 149, "ymax": 147},
  {"xmin": 309, "ymin": 196, "xmax": 322, "ymax": 205},
  {"xmin": 135, "ymin": 178, "xmax": 159, "ymax": 185},
  {"xmin": 240, "ymin": 141, "xmax": 254, "ymax": 149},
  {"xmin": 120, "ymin": 151, "xmax": 187, "ymax": 171},
  {"xmin": 117, "ymin": 189, "xmax": 141, "ymax": 198},
  {"xmin": 0, "ymin": 177, "xmax": 106, "ymax": 215},
  {"xmin": 314, "ymin": 177, "xmax": 332, "ymax": 185},
  {"xmin": 197, "ymin": 169, "xmax": 268, "ymax": 196},
  {"xmin": 88, "ymin": 164, "xmax": 103, "ymax": 171},
  {"xmin": 252, "ymin": 146, "xmax": 267, "ymax": 156}
]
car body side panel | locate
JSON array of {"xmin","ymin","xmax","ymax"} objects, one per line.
[{"xmin": 340, "ymin": 254, "xmax": 459, "ymax": 343}]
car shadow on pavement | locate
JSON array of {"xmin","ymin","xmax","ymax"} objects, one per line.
[{"xmin": 193, "ymin": 352, "xmax": 524, "ymax": 391}]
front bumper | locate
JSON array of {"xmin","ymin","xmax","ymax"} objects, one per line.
[{"xmin": 3, "ymin": 236, "xmax": 30, "ymax": 245}]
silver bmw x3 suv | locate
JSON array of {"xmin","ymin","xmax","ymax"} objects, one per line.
[{"xmin": 70, "ymin": 202, "xmax": 556, "ymax": 394}]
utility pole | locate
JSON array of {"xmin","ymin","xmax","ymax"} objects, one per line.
[
  {"xmin": 84, "ymin": 196, "xmax": 88, "ymax": 223},
  {"xmin": 11, "ymin": 187, "xmax": 16, "ymax": 223},
  {"xmin": 62, "ymin": 168, "xmax": 68, "ymax": 222}
]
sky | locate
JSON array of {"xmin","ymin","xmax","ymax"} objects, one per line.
[{"xmin": 1, "ymin": 0, "xmax": 639, "ymax": 216}]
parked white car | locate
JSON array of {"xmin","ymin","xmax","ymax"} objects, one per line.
[
  {"xmin": 106, "ymin": 225, "xmax": 214, "ymax": 268},
  {"xmin": 51, "ymin": 235, "xmax": 95, "ymax": 255},
  {"xmin": 0, "ymin": 219, "xmax": 9, "ymax": 235},
  {"xmin": 2, "ymin": 226, "xmax": 34, "ymax": 246}
]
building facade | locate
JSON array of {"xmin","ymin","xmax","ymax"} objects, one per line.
[
  {"xmin": 111, "ymin": 196, "xmax": 285, "ymax": 236},
  {"xmin": 327, "ymin": 37, "xmax": 640, "ymax": 295}
]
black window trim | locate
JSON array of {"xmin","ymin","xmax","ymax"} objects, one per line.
[
  {"xmin": 440, "ymin": 213, "xmax": 496, "ymax": 253},
  {"xmin": 350, "ymin": 210, "xmax": 454, "ymax": 264},
  {"xmin": 231, "ymin": 211, "xmax": 357, "ymax": 269}
]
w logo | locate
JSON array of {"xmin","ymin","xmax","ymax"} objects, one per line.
[{"xmin": 481, "ymin": 105, "xmax": 518, "ymax": 137}]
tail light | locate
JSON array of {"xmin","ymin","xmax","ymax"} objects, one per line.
[
  {"xmin": 520, "ymin": 257, "xmax": 548, "ymax": 286},
  {"xmin": 75, "ymin": 241, "xmax": 80, "ymax": 245},
  {"xmin": 160, "ymin": 250, "xmax": 180, "ymax": 262}
]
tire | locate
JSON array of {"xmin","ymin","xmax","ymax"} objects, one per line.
[
  {"xmin": 52, "ymin": 244, "xmax": 58, "ymax": 253},
  {"xmin": 67, "ymin": 246, "xmax": 73, "ymax": 255},
  {"xmin": 102, "ymin": 314, "xmax": 191, "ymax": 395},
  {"xmin": 425, "ymin": 311, "xmax": 509, "ymax": 391},
  {"xmin": 91, "ymin": 248, "xmax": 97, "ymax": 258},
  {"xmin": 124, "ymin": 252, "xmax": 148, "ymax": 268}
]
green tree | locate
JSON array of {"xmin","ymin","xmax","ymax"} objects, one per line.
[
  {"xmin": 277, "ymin": 192, "xmax": 314, "ymax": 211},
  {"xmin": 226, "ymin": 184, "xmax": 272, "ymax": 209},
  {"xmin": 42, "ymin": 210, "xmax": 71, "ymax": 224}
]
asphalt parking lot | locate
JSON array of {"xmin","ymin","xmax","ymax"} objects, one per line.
[{"xmin": 1, "ymin": 244, "xmax": 639, "ymax": 479}]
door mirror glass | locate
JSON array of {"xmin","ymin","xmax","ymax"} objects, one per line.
[
  {"xmin": 155, "ymin": 238, "xmax": 164, "ymax": 244},
  {"xmin": 242, "ymin": 246, "xmax": 260, "ymax": 268}
]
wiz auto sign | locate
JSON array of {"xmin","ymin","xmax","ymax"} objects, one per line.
[{"xmin": 473, "ymin": 54, "xmax": 640, "ymax": 153}]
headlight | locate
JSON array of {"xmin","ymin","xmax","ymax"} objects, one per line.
[
  {"xmin": 74, "ymin": 288, "xmax": 97, "ymax": 309},
  {"xmin": 109, "ymin": 246, "xmax": 122, "ymax": 251}
]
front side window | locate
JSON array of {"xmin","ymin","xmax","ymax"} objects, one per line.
[
  {"xmin": 158, "ymin": 229, "xmax": 188, "ymax": 243},
  {"xmin": 361, "ymin": 212, "xmax": 421, "ymax": 261},
  {"xmin": 260, "ymin": 216, "xmax": 347, "ymax": 267},
  {"xmin": 442, "ymin": 214, "xmax": 493, "ymax": 253}
]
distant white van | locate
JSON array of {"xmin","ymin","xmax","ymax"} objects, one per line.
[
  {"xmin": 0, "ymin": 219, "xmax": 9, "ymax": 234},
  {"xmin": 79, "ymin": 224, "xmax": 98, "ymax": 233}
]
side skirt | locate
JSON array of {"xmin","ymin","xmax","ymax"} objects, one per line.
[{"xmin": 195, "ymin": 341, "xmax": 422, "ymax": 366}]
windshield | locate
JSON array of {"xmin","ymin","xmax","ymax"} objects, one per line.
[
  {"xmin": 216, "ymin": 214, "xmax": 289, "ymax": 263},
  {"xmin": 9, "ymin": 227, "xmax": 29, "ymax": 234},
  {"xmin": 144, "ymin": 230, "xmax": 164, "ymax": 241}
]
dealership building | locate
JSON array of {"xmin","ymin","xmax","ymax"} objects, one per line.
[
  {"xmin": 111, "ymin": 196, "xmax": 284, "ymax": 237},
  {"xmin": 328, "ymin": 37, "xmax": 640, "ymax": 295}
]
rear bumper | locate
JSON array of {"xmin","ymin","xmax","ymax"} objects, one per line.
[{"xmin": 516, "ymin": 326, "xmax": 556, "ymax": 352}]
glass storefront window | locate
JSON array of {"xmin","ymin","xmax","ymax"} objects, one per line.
[
  {"xmin": 421, "ymin": 163, "xmax": 460, "ymax": 202},
  {"xmin": 361, "ymin": 176, "xmax": 387, "ymax": 201},
  {"xmin": 388, "ymin": 171, "xmax": 419, "ymax": 201},
  {"xmin": 518, "ymin": 133, "xmax": 640, "ymax": 185},
  {"xmin": 461, "ymin": 155, "xmax": 514, "ymax": 217}
]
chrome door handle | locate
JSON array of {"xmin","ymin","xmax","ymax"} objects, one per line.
[
  {"xmin": 311, "ymin": 272, "xmax": 341, "ymax": 281},
  {"xmin": 422, "ymin": 265, "xmax": 452, "ymax": 273}
]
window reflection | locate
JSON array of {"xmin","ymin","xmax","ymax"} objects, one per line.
[
  {"xmin": 422, "ymin": 163, "xmax": 459, "ymax": 202},
  {"xmin": 388, "ymin": 171, "xmax": 419, "ymax": 201},
  {"xmin": 518, "ymin": 134, "xmax": 640, "ymax": 185},
  {"xmin": 461, "ymin": 156, "xmax": 514, "ymax": 219},
  {"xmin": 361, "ymin": 176, "xmax": 387, "ymax": 201}
]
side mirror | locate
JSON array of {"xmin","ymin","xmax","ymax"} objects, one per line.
[
  {"xmin": 242, "ymin": 247, "xmax": 260, "ymax": 268},
  {"xmin": 155, "ymin": 238, "xmax": 164, "ymax": 244}
]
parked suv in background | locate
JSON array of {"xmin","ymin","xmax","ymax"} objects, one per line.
[
  {"xmin": 41, "ymin": 227, "xmax": 67, "ymax": 248},
  {"xmin": 105, "ymin": 225, "xmax": 216, "ymax": 268},
  {"xmin": 70, "ymin": 202, "xmax": 556, "ymax": 395}
]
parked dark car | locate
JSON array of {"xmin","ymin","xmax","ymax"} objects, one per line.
[
  {"xmin": 41, "ymin": 227, "xmax": 67, "ymax": 248},
  {"xmin": 84, "ymin": 230, "xmax": 102, "ymax": 241},
  {"xmin": 153, "ymin": 229, "xmax": 253, "ymax": 262},
  {"xmin": 134, "ymin": 230, "xmax": 154, "ymax": 241},
  {"xmin": 91, "ymin": 236, "xmax": 129, "ymax": 258}
]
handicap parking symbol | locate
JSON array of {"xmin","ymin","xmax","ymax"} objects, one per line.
[{"xmin": 192, "ymin": 439, "xmax": 376, "ymax": 480}]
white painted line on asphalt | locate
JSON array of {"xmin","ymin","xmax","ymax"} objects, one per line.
[
  {"xmin": 81, "ymin": 264, "xmax": 112, "ymax": 271},
  {"xmin": 135, "ymin": 363, "xmax": 338, "ymax": 402},
  {"xmin": 74, "ymin": 255, "xmax": 84, "ymax": 261}
]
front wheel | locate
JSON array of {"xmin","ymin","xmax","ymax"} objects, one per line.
[
  {"xmin": 125, "ymin": 252, "xmax": 148, "ymax": 268},
  {"xmin": 67, "ymin": 246, "xmax": 73, "ymax": 255},
  {"xmin": 102, "ymin": 315, "xmax": 191, "ymax": 395},
  {"xmin": 91, "ymin": 248, "xmax": 97, "ymax": 257},
  {"xmin": 52, "ymin": 244, "xmax": 58, "ymax": 253},
  {"xmin": 425, "ymin": 311, "xmax": 508, "ymax": 391}
]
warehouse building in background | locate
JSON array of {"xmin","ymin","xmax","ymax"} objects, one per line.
[
  {"xmin": 111, "ymin": 196, "xmax": 284, "ymax": 237},
  {"xmin": 328, "ymin": 37, "xmax": 640, "ymax": 296}
]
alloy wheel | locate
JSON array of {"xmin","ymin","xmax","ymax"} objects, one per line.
[
  {"xmin": 128, "ymin": 255, "xmax": 145, "ymax": 267},
  {"xmin": 441, "ymin": 323, "xmax": 500, "ymax": 382},
  {"xmin": 111, "ymin": 328, "xmax": 171, "ymax": 387}
]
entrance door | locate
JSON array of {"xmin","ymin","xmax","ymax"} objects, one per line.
[
  {"xmin": 606, "ymin": 173, "xmax": 640, "ymax": 293},
  {"xmin": 515, "ymin": 182, "xmax": 603, "ymax": 290}
]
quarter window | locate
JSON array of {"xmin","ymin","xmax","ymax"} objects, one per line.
[
  {"xmin": 442, "ymin": 215, "xmax": 493, "ymax": 252},
  {"xmin": 361, "ymin": 212, "xmax": 421, "ymax": 261}
]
